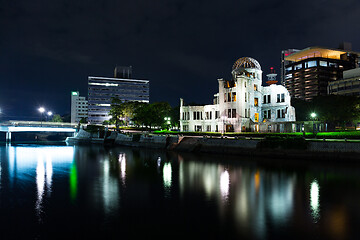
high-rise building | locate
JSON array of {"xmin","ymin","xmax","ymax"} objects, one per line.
[
  {"xmin": 328, "ymin": 68, "xmax": 360, "ymax": 96},
  {"xmin": 70, "ymin": 91, "xmax": 88, "ymax": 123},
  {"xmin": 283, "ymin": 45, "xmax": 359, "ymax": 101},
  {"xmin": 88, "ymin": 67, "xmax": 149, "ymax": 125},
  {"xmin": 280, "ymin": 49, "xmax": 299, "ymax": 85}
]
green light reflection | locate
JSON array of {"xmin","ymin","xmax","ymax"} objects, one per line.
[{"xmin": 70, "ymin": 161, "xmax": 77, "ymax": 203}]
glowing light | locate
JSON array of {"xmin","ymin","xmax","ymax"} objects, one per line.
[
  {"xmin": 36, "ymin": 156, "xmax": 45, "ymax": 221},
  {"xmin": 220, "ymin": 170, "xmax": 230, "ymax": 199},
  {"xmin": 119, "ymin": 153, "xmax": 126, "ymax": 182},
  {"xmin": 47, "ymin": 111, "xmax": 53, "ymax": 116},
  {"xmin": 310, "ymin": 179, "xmax": 320, "ymax": 222},
  {"xmin": 38, "ymin": 107, "xmax": 45, "ymax": 113},
  {"xmin": 46, "ymin": 156, "xmax": 53, "ymax": 196},
  {"xmin": 71, "ymin": 91, "xmax": 78, "ymax": 96},
  {"xmin": 163, "ymin": 163, "xmax": 172, "ymax": 188},
  {"xmin": 70, "ymin": 161, "xmax": 77, "ymax": 202},
  {"xmin": 157, "ymin": 157, "xmax": 161, "ymax": 167},
  {"xmin": 254, "ymin": 170, "xmax": 260, "ymax": 193},
  {"xmin": 311, "ymin": 112, "xmax": 316, "ymax": 118}
]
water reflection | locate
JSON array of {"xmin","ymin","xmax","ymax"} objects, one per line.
[
  {"xmin": 163, "ymin": 162, "xmax": 172, "ymax": 188},
  {"xmin": 119, "ymin": 153, "xmax": 126, "ymax": 184},
  {"xmin": 36, "ymin": 155, "xmax": 45, "ymax": 220},
  {"xmin": 220, "ymin": 170, "xmax": 229, "ymax": 200},
  {"xmin": 0, "ymin": 145, "xmax": 359, "ymax": 239},
  {"xmin": 310, "ymin": 179, "xmax": 320, "ymax": 222}
]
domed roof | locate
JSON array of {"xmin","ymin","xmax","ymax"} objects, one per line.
[{"xmin": 232, "ymin": 57, "xmax": 261, "ymax": 71}]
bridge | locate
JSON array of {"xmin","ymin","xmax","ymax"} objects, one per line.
[{"xmin": 0, "ymin": 121, "xmax": 77, "ymax": 143}]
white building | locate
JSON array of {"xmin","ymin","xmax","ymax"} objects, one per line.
[
  {"xmin": 71, "ymin": 91, "xmax": 88, "ymax": 123},
  {"xmin": 180, "ymin": 57, "xmax": 296, "ymax": 133}
]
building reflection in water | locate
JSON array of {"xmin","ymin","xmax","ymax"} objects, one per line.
[
  {"xmin": 310, "ymin": 179, "xmax": 320, "ymax": 222},
  {"xmin": 220, "ymin": 170, "xmax": 229, "ymax": 200},
  {"xmin": 178, "ymin": 155, "xmax": 295, "ymax": 239},
  {"xmin": 119, "ymin": 153, "xmax": 126, "ymax": 184},
  {"xmin": 163, "ymin": 162, "xmax": 172, "ymax": 189},
  {"xmin": 7, "ymin": 146, "xmax": 74, "ymax": 221}
]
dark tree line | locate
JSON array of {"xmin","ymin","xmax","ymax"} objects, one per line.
[
  {"xmin": 108, "ymin": 98, "xmax": 179, "ymax": 130},
  {"xmin": 292, "ymin": 95, "xmax": 360, "ymax": 130}
]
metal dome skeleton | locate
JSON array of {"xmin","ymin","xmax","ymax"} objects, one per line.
[{"xmin": 232, "ymin": 57, "xmax": 261, "ymax": 71}]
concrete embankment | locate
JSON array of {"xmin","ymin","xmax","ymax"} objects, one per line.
[{"xmin": 66, "ymin": 130, "xmax": 360, "ymax": 160}]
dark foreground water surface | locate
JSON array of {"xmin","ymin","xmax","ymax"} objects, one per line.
[{"xmin": 0, "ymin": 144, "xmax": 360, "ymax": 239}]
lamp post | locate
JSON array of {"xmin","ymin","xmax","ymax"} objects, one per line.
[
  {"xmin": 47, "ymin": 111, "xmax": 53, "ymax": 122},
  {"xmin": 164, "ymin": 117, "xmax": 171, "ymax": 130},
  {"xmin": 311, "ymin": 112, "xmax": 317, "ymax": 134},
  {"xmin": 38, "ymin": 107, "xmax": 45, "ymax": 127}
]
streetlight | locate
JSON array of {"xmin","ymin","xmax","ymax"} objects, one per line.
[
  {"xmin": 47, "ymin": 111, "xmax": 53, "ymax": 122},
  {"xmin": 311, "ymin": 112, "xmax": 317, "ymax": 134},
  {"xmin": 38, "ymin": 107, "xmax": 45, "ymax": 126},
  {"xmin": 164, "ymin": 117, "xmax": 171, "ymax": 130}
]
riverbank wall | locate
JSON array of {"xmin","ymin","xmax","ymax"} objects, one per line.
[{"xmin": 66, "ymin": 130, "xmax": 360, "ymax": 160}]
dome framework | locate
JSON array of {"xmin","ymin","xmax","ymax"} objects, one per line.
[{"xmin": 232, "ymin": 57, "xmax": 261, "ymax": 71}]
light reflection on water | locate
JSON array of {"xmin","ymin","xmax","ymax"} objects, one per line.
[
  {"xmin": 0, "ymin": 145, "xmax": 359, "ymax": 239},
  {"xmin": 310, "ymin": 179, "xmax": 320, "ymax": 222}
]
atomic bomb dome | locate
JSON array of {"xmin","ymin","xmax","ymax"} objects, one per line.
[{"xmin": 232, "ymin": 57, "xmax": 261, "ymax": 71}]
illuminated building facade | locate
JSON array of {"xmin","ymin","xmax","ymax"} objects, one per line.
[
  {"xmin": 180, "ymin": 57, "xmax": 296, "ymax": 133},
  {"xmin": 328, "ymin": 68, "xmax": 360, "ymax": 96},
  {"xmin": 284, "ymin": 46, "xmax": 359, "ymax": 101},
  {"xmin": 280, "ymin": 49, "xmax": 299, "ymax": 86},
  {"xmin": 70, "ymin": 91, "xmax": 88, "ymax": 123},
  {"xmin": 88, "ymin": 67, "xmax": 149, "ymax": 125}
]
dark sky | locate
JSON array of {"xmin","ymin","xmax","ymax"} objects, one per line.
[{"xmin": 1, "ymin": 0, "xmax": 360, "ymax": 120}]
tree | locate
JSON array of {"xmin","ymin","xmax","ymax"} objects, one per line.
[
  {"xmin": 133, "ymin": 102, "xmax": 171, "ymax": 129},
  {"xmin": 51, "ymin": 114, "xmax": 63, "ymax": 122},
  {"xmin": 292, "ymin": 95, "xmax": 360, "ymax": 130}
]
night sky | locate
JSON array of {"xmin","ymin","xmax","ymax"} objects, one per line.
[{"xmin": 1, "ymin": 0, "xmax": 360, "ymax": 120}]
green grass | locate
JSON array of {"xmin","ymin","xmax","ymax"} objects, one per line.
[{"xmin": 153, "ymin": 130, "xmax": 360, "ymax": 139}]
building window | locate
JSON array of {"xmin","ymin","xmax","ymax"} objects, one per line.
[
  {"xmin": 244, "ymin": 81, "xmax": 247, "ymax": 88},
  {"xmin": 232, "ymin": 109, "xmax": 236, "ymax": 118},
  {"xmin": 183, "ymin": 125, "xmax": 189, "ymax": 131},
  {"xmin": 294, "ymin": 64, "xmax": 302, "ymax": 70},
  {"xmin": 320, "ymin": 61, "xmax": 327, "ymax": 67},
  {"xmin": 277, "ymin": 109, "xmax": 285, "ymax": 118},
  {"xmin": 285, "ymin": 66, "xmax": 292, "ymax": 73},
  {"xmin": 195, "ymin": 125, "xmax": 202, "ymax": 132},
  {"xmin": 285, "ymin": 74, "xmax": 292, "ymax": 80},
  {"xmin": 224, "ymin": 93, "xmax": 227, "ymax": 102},
  {"xmin": 215, "ymin": 111, "xmax": 220, "ymax": 119},
  {"xmin": 245, "ymin": 92, "xmax": 247, "ymax": 102},
  {"xmin": 206, "ymin": 125, "xmax": 211, "ymax": 132},
  {"xmin": 263, "ymin": 95, "xmax": 271, "ymax": 104},
  {"xmin": 277, "ymin": 93, "xmax": 285, "ymax": 103},
  {"xmin": 254, "ymin": 84, "xmax": 258, "ymax": 91},
  {"xmin": 329, "ymin": 62, "xmax": 338, "ymax": 68},
  {"xmin": 232, "ymin": 92, "xmax": 236, "ymax": 102},
  {"xmin": 228, "ymin": 109, "xmax": 231, "ymax": 118},
  {"xmin": 305, "ymin": 60, "xmax": 317, "ymax": 68},
  {"xmin": 193, "ymin": 111, "xmax": 203, "ymax": 120},
  {"xmin": 264, "ymin": 110, "xmax": 271, "ymax": 119},
  {"xmin": 254, "ymin": 98, "xmax": 258, "ymax": 107}
]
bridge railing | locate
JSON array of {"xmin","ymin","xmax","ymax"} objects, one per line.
[{"xmin": 5, "ymin": 120, "xmax": 77, "ymax": 128}]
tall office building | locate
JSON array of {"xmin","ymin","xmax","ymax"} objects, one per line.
[
  {"xmin": 70, "ymin": 91, "xmax": 88, "ymax": 123},
  {"xmin": 283, "ymin": 45, "xmax": 359, "ymax": 101},
  {"xmin": 88, "ymin": 67, "xmax": 149, "ymax": 125},
  {"xmin": 280, "ymin": 49, "xmax": 299, "ymax": 85},
  {"xmin": 328, "ymin": 68, "xmax": 360, "ymax": 96}
]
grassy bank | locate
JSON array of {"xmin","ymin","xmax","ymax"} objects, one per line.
[{"xmin": 153, "ymin": 130, "xmax": 360, "ymax": 139}]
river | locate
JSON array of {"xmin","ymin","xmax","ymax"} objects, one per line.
[{"xmin": 0, "ymin": 144, "xmax": 359, "ymax": 239}]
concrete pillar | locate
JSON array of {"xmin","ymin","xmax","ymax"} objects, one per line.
[{"xmin": 6, "ymin": 131, "xmax": 11, "ymax": 143}]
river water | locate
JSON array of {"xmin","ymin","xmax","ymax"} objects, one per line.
[{"xmin": 0, "ymin": 144, "xmax": 359, "ymax": 239}]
